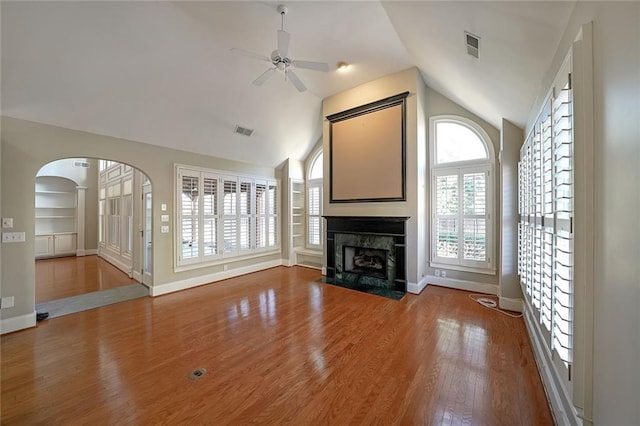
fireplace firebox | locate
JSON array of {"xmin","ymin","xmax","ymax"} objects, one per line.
[{"xmin": 343, "ymin": 246, "xmax": 388, "ymax": 279}]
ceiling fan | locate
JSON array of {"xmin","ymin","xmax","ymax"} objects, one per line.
[{"xmin": 231, "ymin": 4, "xmax": 330, "ymax": 92}]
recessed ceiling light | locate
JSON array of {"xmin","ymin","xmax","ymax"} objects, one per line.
[{"xmin": 336, "ymin": 61, "xmax": 350, "ymax": 71}]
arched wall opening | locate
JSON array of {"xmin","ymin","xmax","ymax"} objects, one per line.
[{"xmin": 34, "ymin": 157, "xmax": 153, "ymax": 305}]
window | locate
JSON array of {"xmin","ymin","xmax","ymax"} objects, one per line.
[
  {"xmin": 176, "ymin": 166, "xmax": 279, "ymax": 269},
  {"xmin": 307, "ymin": 150, "xmax": 322, "ymax": 249},
  {"xmin": 430, "ymin": 116, "xmax": 494, "ymax": 272},
  {"xmin": 518, "ymin": 58, "xmax": 573, "ymax": 377}
]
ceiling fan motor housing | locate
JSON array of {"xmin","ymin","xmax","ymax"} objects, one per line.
[{"xmin": 270, "ymin": 50, "xmax": 290, "ymax": 69}]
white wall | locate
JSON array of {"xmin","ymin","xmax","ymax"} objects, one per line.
[
  {"xmin": 499, "ymin": 119, "xmax": 523, "ymax": 300},
  {"xmin": 527, "ymin": 2, "xmax": 640, "ymax": 423}
]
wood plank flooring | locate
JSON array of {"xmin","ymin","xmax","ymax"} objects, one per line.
[
  {"xmin": 35, "ymin": 255, "xmax": 136, "ymax": 303},
  {"xmin": 2, "ymin": 266, "xmax": 553, "ymax": 425}
]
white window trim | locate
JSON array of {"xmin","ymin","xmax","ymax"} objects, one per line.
[
  {"xmin": 174, "ymin": 164, "xmax": 280, "ymax": 272},
  {"xmin": 429, "ymin": 115, "xmax": 496, "ymax": 273}
]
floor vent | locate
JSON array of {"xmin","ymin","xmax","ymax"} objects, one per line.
[
  {"xmin": 234, "ymin": 125, "xmax": 254, "ymax": 137},
  {"xmin": 189, "ymin": 368, "xmax": 207, "ymax": 379},
  {"xmin": 465, "ymin": 32, "xmax": 480, "ymax": 58}
]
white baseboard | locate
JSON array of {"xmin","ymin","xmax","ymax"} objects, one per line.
[
  {"xmin": 499, "ymin": 296, "xmax": 524, "ymax": 313},
  {"xmin": 151, "ymin": 259, "xmax": 283, "ymax": 297},
  {"xmin": 425, "ymin": 275, "xmax": 498, "ymax": 295},
  {"xmin": 132, "ymin": 270, "xmax": 143, "ymax": 283},
  {"xmin": 407, "ymin": 275, "xmax": 429, "ymax": 294},
  {"xmin": 98, "ymin": 251, "xmax": 132, "ymax": 277},
  {"xmin": 321, "ymin": 267, "xmax": 326, "ymax": 276},
  {"xmin": 523, "ymin": 303, "xmax": 578, "ymax": 426},
  {"xmin": 1, "ymin": 311, "xmax": 36, "ymax": 335},
  {"xmin": 76, "ymin": 249, "xmax": 98, "ymax": 257}
]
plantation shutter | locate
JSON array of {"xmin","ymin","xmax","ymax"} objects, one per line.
[
  {"xmin": 202, "ymin": 176, "xmax": 218, "ymax": 257},
  {"xmin": 222, "ymin": 178, "xmax": 238, "ymax": 254},
  {"xmin": 307, "ymin": 184, "xmax": 321, "ymax": 247},
  {"xmin": 433, "ymin": 167, "xmax": 491, "ymax": 269},
  {"xmin": 180, "ymin": 174, "xmax": 200, "ymax": 261},
  {"xmin": 518, "ymin": 58, "xmax": 573, "ymax": 383},
  {"xmin": 239, "ymin": 180, "xmax": 252, "ymax": 251},
  {"xmin": 267, "ymin": 182, "xmax": 278, "ymax": 247},
  {"xmin": 255, "ymin": 181, "xmax": 267, "ymax": 249}
]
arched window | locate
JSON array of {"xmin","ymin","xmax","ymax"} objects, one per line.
[
  {"xmin": 307, "ymin": 149, "xmax": 323, "ymax": 248},
  {"xmin": 309, "ymin": 152, "xmax": 323, "ymax": 180},
  {"xmin": 430, "ymin": 116, "xmax": 494, "ymax": 272}
]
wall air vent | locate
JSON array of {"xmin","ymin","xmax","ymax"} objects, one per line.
[
  {"xmin": 465, "ymin": 32, "xmax": 480, "ymax": 59},
  {"xmin": 73, "ymin": 160, "xmax": 90, "ymax": 168},
  {"xmin": 233, "ymin": 125, "xmax": 254, "ymax": 137}
]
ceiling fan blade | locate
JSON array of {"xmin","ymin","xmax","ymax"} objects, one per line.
[
  {"xmin": 286, "ymin": 69, "xmax": 307, "ymax": 92},
  {"xmin": 292, "ymin": 60, "xmax": 330, "ymax": 72},
  {"xmin": 253, "ymin": 68, "xmax": 277, "ymax": 86},
  {"xmin": 231, "ymin": 48, "xmax": 270, "ymax": 63},
  {"xmin": 277, "ymin": 30, "xmax": 290, "ymax": 59}
]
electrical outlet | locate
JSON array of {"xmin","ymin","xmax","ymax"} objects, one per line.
[
  {"xmin": 441, "ymin": 270, "xmax": 447, "ymax": 278},
  {"xmin": 435, "ymin": 269, "xmax": 440, "ymax": 277},
  {"xmin": 2, "ymin": 232, "xmax": 25, "ymax": 243},
  {"xmin": 160, "ymin": 226, "xmax": 169, "ymax": 234},
  {"xmin": 2, "ymin": 218, "xmax": 14, "ymax": 228},
  {"xmin": 223, "ymin": 264, "xmax": 229, "ymax": 271}
]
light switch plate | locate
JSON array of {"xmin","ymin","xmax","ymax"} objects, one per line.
[
  {"xmin": 161, "ymin": 226, "xmax": 169, "ymax": 233},
  {"xmin": 161, "ymin": 203, "xmax": 167, "ymax": 211},
  {"xmin": 2, "ymin": 218, "xmax": 13, "ymax": 228},
  {"xmin": 161, "ymin": 214, "xmax": 169, "ymax": 223},
  {"xmin": 1, "ymin": 296, "xmax": 15, "ymax": 309}
]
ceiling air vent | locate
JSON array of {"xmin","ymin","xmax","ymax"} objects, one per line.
[
  {"xmin": 465, "ymin": 32, "xmax": 480, "ymax": 59},
  {"xmin": 234, "ymin": 125, "xmax": 254, "ymax": 137},
  {"xmin": 73, "ymin": 160, "xmax": 90, "ymax": 168}
]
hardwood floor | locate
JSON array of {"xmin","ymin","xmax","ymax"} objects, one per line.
[
  {"xmin": 2, "ymin": 266, "xmax": 553, "ymax": 425},
  {"xmin": 35, "ymin": 255, "xmax": 137, "ymax": 303}
]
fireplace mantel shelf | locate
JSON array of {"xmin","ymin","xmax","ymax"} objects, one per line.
[{"xmin": 323, "ymin": 216, "xmax": 410, "ymax": 221}]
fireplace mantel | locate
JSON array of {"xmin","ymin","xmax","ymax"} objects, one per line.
[{"xmin": 324, "ymin": 216, "xmax": 409, "ymax": 295}]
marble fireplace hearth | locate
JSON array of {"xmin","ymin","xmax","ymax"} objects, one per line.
[{"xmin": 324, "ymin": 216, "xmax": 408, "ymax": 299}]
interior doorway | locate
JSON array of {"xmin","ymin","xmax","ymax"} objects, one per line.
[{"xmin": 34, "ymin": 158, "xmax": 153, "ymax": 318}]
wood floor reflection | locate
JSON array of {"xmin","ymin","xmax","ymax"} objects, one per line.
[
  {"xmin": 2, "ymin": 266, "xmax": 553, "ymax": 425},
  {"xmin": 36, "ymin": 255, "xmax": 137, "ymax": 303}
]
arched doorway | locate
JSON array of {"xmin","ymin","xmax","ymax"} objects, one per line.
[{"xmin": 34, "ymin": 158, "xmax": 153, "ymax": 318}]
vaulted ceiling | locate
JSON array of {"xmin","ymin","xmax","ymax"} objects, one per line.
[{"xmin": 1, "ymin": 1, "xmax": 575, "ymax": 168}]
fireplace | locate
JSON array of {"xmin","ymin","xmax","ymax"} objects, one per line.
[
  {"xmin": 343, "ymin": 246, "xmax": 388, "ymax": 279},
  {"xmin": 324, "ymin": 216, "xmax": 408, "ymax": 296}
]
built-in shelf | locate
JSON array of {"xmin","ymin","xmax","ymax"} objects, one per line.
[
  {"xmin": 35, "ymin": 176, "xmax": 78, "ymax": 257},
  {"xmin": 290, "ymin": 179, "xmax": 306, "ymax": 264}
]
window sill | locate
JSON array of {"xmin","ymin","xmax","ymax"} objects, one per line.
[
  {"xmin": 296, "ymin": 248, "xmax": 323, "ymax": 256},
  {"xmin": 430, "ymin": 262, "xmax": 496, "ymax": 276},
  {"xmin": 175, "ymin": 248, "xmax": 281, "ymax": 273}
]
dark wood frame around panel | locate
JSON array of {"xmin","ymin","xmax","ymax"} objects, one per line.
[{"xmin": 326, "ymin": 92, "xmax": 409, "ymax": 203}]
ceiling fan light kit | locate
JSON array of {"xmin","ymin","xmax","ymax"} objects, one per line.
[{"xmin": 231, "ymin": 4, "xmax": 330, "ymax": 93}]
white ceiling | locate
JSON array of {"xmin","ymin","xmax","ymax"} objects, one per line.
[{"xmin": 1, "ymin": 1, "xmax": 574, "ymax": 168}]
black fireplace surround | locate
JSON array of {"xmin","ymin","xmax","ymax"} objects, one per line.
[{"xmin": 324, "ymin": 216, "xmax": 408, "ymax": 296}]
